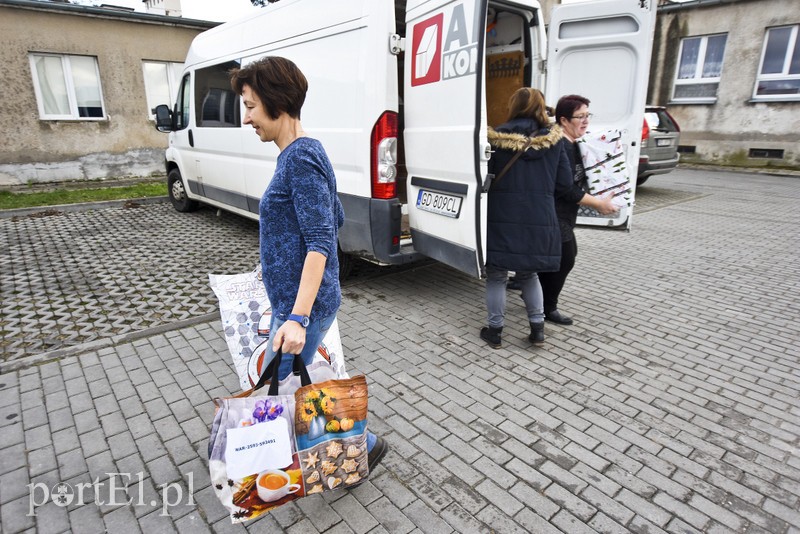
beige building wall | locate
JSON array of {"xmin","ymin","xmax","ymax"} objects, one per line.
[
  {"xmin": 0, "ymin": 4, "xmax": 210, "ymax": 185},
  {"xmin": 649, "ymin": 0, "xmax": 800, "ymax": 167}
]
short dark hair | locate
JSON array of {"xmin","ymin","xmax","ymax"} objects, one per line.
[
  {"xmin": 555, "ymin": 94, "xmax": 591, "ymax": 124},
  {"xmin": 230, "ymin": 56, "xmax": 308, "ymax": 119}
]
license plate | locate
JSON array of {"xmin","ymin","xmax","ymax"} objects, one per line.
[
  {"xmin": 416, "ymin": 189, "xmax": 462, "ymax": 218},
  {"xmin": 656, "ymin": 138, "xmax": 672, "ymax": 147}
]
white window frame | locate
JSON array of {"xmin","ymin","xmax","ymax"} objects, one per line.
[
  {"xmin": 753, "ymin": 24, "xmax": 800, "ymax": 102},
  {"xmin": 672, "ymin": 34, "xmax": 727, "ymax": 104},
  {"xmin": 142, "ymin": 60, "xmax": 184, "ymax": 119},
  {"xmin": 28, "ymin": 53, "xmax": 106, "ymax": 121}
]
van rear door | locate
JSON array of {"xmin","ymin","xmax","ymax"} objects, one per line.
[
  {"xmin": 545, "ymin": 0, "xmax": 656, "ymax": 230},
  {"xmin": 404, "ymin": 0, "xmax": 490, "ymax": 278}
]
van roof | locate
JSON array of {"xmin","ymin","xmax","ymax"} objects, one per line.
[
  {"xmin": 184, "ymin": 0, "xmax": 371, "ymax": 68},
  {"xmin": 185, "ymin": 0, "xmax": 544, "ymax": 68}
]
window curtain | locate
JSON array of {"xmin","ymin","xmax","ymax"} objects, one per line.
[
  {"xmin": 34, "ymin": 55, "xmax": 70, "ymax": 116},
  {"xmin": 678, "ymin": 38, "xmax": 700, "ymax": 79},
  {"xmin": 702, "ymin": 35, "xmax": 727, "ymax": 78}
]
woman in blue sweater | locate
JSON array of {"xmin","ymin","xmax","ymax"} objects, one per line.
[{"xmin": 230, "ymin": 56, "xmax": 386, "ymax": 470}]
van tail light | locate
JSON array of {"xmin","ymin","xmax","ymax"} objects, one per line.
[
  {"xmin": 371, "ymin": 111, "xmax": 398, "ymax": 200},
  {"xmin": 640, "ymin": 118, "xmax": 650, "ymax": 148}
]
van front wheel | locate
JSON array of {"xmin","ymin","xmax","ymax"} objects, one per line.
[{"xmin": 168, "ymin": 169, "xmax": 198, "ymax": 213}]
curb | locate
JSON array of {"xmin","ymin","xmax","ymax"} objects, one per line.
[
  {"xmin": 676, "ymin": 163, "xmax": 800, "ymax": 178},
  {"xmin": 0, "ymin": 312, "xmax": 219, "ymax": 374},
  {"xmin": 0, "ymin": 195, "xmax": 168, "ymax": 219}
]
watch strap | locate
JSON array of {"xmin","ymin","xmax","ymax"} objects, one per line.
[{"xmin": 287, "ymin": 314, "xmax": 310, "ymax": 328}]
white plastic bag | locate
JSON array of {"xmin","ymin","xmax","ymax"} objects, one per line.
[{"xmin": 209, "ymin": 266, "xmax": 347, "ymax": 390}]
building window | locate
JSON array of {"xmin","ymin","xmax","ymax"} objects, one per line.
[
  {"xmin": 29, "ymin": 54, "xmax": 105, "ymax": 120},
  {"xmin": 672, "ymin": 34, "xmax": 727, "ymax": 103},
  {"xmin": 754, "ymin": 25, "xmax": 800, "ymax": 100},
  {"xmin": 143, "ymin": 61, "xmax": 184, "ymax": 118}
]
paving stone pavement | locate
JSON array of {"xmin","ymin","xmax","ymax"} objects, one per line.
[
  {"xmin": 0, "ymin": 168, "xmax": 798, "ymax": 533},
  {"xmin": 0, "ymin": 200, "xmax": 414, "ymax": 364}
]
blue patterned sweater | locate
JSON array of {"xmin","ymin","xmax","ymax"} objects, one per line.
[{"xmin": 259, "ymin": 137, "xmax": 344, "ymax": 321}]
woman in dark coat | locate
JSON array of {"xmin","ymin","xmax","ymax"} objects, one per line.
[
  {"xmin": 481, "ymin": 88, "xmax": 614, "ymax": 349},
  {"xmin": 482, "ymin": 88, "xmax": 575, "ymax": 348}
]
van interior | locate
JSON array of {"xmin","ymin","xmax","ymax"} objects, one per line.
[{"xmin": 394, "ymin": 1, "xmax": 536, "ymax": 233}]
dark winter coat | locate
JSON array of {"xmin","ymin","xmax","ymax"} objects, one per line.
[
  {"xmin": 486, "ymin": 118, "xmax": 583, "ymax": 272},
  {"xmin": 554, "ymin": 140, "xmax": 589, "ymax": 242}
]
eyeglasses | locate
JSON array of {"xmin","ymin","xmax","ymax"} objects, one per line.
[{"xmin": 571, "ymin": 113, "xmax": 593, "ymax": 122}]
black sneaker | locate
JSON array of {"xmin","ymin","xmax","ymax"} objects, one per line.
[
  {"xmin": 368, "ymin": 436, "xmax": 389, "ymax": 473},
  {"xmin": 545, "ymin": 309, "xmax": 574, "ymax": 325}
]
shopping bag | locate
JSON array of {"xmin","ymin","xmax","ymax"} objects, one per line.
[
  {"xmin": 577, "ymin": 129, "xmax": 632, "ymax": 210},
  {"xmin": 209, "ymin": 350, "xmax": 370, "ymax": 523},
  {"xmin": 209, "ymin": 266, "xmax": 348, "ymax": 389}
]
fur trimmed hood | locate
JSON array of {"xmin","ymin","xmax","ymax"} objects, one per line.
[{"xmin": 488, "ymin": 123, "xmax": 563, "ymax": 152}]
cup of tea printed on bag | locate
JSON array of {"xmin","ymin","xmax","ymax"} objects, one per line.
[{"xmin": 256, "ymin": 470, "xmax": 300, "ymax": 503}]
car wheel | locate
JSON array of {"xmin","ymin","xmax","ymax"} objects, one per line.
[
  {"xmin": 636, "ymin": 175, "xmax": 650, "ymax": 186},
  {"xmin": 337, "ymin": 246, "xmax": 353, "ymax": 281},
  {"xmin": 168, "ymin": 169, "xmax": 199, "ymax": 212}
]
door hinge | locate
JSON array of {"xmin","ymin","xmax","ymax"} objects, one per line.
[
  {"xmin": 390, "ymin": 34, "xmax": 405, "ymax": 55},
  {"xmin": 540, "ymin": 59, "xmax": 547, "ymax": 75}
]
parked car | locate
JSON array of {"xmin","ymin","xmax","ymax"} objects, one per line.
[{"xmin": 638, "ymin": 106, "xmax": 680, "ymax": 185}]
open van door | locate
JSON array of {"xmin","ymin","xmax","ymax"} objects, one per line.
[
  {"xmin": 404, "ymin": 0, "xmax": 490, "ymax": 278},
  {"xmin": 545, "ymin": 0, "xmax": 657, "ymax": 230}
]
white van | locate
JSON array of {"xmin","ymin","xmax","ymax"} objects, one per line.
[{"xmin": 154, "ymin": 0, "xmax": 655, "ymax": 278}]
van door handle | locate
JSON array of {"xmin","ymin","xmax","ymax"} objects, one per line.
[{"xmin": 188, "ymin": 129, "xmax": 194, "ymax": 147}]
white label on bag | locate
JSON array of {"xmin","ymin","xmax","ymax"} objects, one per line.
[{"xmin": 225, "ymin": 418, "xmax": 293, "ymax": 479}]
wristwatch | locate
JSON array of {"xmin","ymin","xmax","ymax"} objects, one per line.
[{"xmin": 287, "ymin": 314, "xmax": 310, "ymax": 328}]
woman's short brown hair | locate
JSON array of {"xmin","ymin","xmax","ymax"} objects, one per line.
[
  {"xmin": 555, "ymin": 94, "xmax": 591, "ymax": 124},
  {"xmin": 230, "ymin": 56, "xmax": 308, "ymax": 119},
  {"xmin": 506, "ymin": 87, "xmax": 549, "ymax": 126}
]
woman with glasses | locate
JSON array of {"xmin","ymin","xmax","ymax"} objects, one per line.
[{"xmin": 536, "ymin": 94, "xmax": 617, "ymax": 326}]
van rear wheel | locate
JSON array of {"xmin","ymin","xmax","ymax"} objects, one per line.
[
  {"xmin": 337, "ymin": 246, "xmax": 353, "ymax": 281},
  {"xmin": 168, "ymin": 169, "xmax": 198, "ymax": 212}
]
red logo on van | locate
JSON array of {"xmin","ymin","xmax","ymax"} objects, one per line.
[{"xmin": 411, "ymin": 13, "xmax": 443, "ymax": 86}]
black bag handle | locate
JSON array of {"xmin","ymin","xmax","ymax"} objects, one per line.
[{"xmin": 252, "ymin": 348, "xmax": 313, "ymax": 395}]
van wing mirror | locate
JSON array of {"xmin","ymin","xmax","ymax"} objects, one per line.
[{"xmin": 154, "ymin": 104, "xmax": 173, "ymax": 132}]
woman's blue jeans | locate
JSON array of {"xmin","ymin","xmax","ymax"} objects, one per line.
[
  {"xmin": 486, "ymin": 267, "xmax": 544, "ymax": 328},
  {"xmin": 263, "ymin": 312, "xmax": 337, "ymax": 381}
]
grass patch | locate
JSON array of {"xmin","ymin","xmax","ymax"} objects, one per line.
[{"xmin": 0, "ymin": 182, "xmax": 167, "ymax": 210}]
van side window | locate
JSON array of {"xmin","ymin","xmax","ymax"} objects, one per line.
[
  {"xmin": 195, "ymin": 61, "xmax": 241, "ymax": 128},
  {"xmin": 174, "ymin": 74, "xmax": 191, "ymax": 130}
]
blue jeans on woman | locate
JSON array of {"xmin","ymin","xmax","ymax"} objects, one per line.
[
  {"xmin": 263, "ymin": 312, "xmax": 377, "ymax": 453},
  {"xmin": 486, "ymin": 266, "xmax": 544, "ymax": 328}
]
